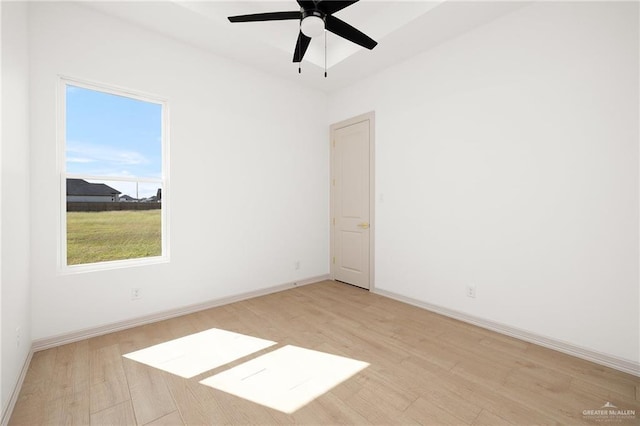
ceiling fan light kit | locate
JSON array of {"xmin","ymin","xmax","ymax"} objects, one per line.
[
  {"xmin": 300, "ymin": 11, "xmax": 325, "ymax": 38},
  {"xmin": 228, "ymin": 0, "xmax": 377, "ymax": 77}
]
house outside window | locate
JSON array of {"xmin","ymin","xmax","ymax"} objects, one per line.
[
  {"xmin": 59, "ymin": 77, "xmax": 169, "ymax": 270},
  {"xmin": 66, "ymin": 179, "xmax": 121, "ymax": 203}
]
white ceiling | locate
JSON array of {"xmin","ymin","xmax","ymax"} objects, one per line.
[{"xmin": 83, "ymin": 1, "xmax": 529, "ymax": 93}]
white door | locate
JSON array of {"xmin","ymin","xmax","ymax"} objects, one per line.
[{"xmin": 331, "ymin": 113, "xmax": 374, "ymax": 290}]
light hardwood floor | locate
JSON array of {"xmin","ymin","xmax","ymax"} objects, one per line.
[{"xmin": 10, "ymin": 280, "xmax": 640, "ymax": 425}]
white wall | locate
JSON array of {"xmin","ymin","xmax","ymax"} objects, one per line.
[
  {"xmin": 29, "ymin": 2, "xmax": 328, "ymax": 340},
  {"xmin": 1, "ymin": 0, "xmax": 32, "ymax": 415},
  {"xmin": 329, "ymin": 2, "xmax": 639, "ymax": 363}
]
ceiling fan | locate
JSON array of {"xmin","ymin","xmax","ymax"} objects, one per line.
[{"xmin": 228, "ymin": 0, "xmax": 377, "ymax": 73}]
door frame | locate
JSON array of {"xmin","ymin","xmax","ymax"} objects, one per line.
[{"xmin": 329, "ymin": 111, "xmax": 375, "ymax": 290}]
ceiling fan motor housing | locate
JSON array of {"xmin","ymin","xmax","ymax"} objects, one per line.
[{"xmin": 300, "ymin": 9, "xmax": 325, "ymax": 38}]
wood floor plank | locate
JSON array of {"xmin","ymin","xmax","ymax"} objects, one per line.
[
  {"xmin": 121, "ymin": 357, "xmax": 176, "ymax": 425},
  {"xmin": 391, "ymin": 356, "xmax": 498, "ymax": 424},
  {"xmin": 403, "ymin": 396, "xmax": 472, "ymax": 425},
  {"xmin": 501, "ymin": 367, "xmax": 598, "ymax": 424},
  {"xmin": 43, "ymin": 383, "xmax": 91, "ymax": 426},
  {"xmin": 9, "ymin": 280, "xmax": 639, "ymax": 425},
  {"xmin": 90, "ymin": 401, "xmax": 136, "ymax": 425},
  {"xmin": 164, "ymin": 371, "xmax": 224, "ymax": 425},
  {"xmin": 90, "ymin": 343, "xmax": 130, "ymax": 414},
  {"xmin": 524, "ymin": 343, "xmax": 639, "ymax": 391},
  {"xmin": 292, "ymin": 392, "xmax": 369, "ymax": 424},
  {"xmin": 472, "ymin": 408, "xmax": 514, "ymax": 425},
  {"xmin": 408, "ymin": 376, "xmax": 483, "ymax": 424},
  {"xmin": 50, "ymin": 341, "xmax": 90, "ymax": 395},
  {"xmin": 144, "ymin": 410, "xmax": 184, "ymax": 425},
  {"xmin": 9, "ymin": 348, "xmax": 63, "ymax": 425},
  {"xmin": 41, "ymin": 341, "xmax": 91, "ymax": 425},
  {"xmin": 205, "ymin": 391, "xmax": 282, "ymax": 425}
]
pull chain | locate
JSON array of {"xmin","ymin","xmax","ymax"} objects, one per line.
[{"xmin": 324, "ymin": 29, "xmax": 327, "ymax": 78}]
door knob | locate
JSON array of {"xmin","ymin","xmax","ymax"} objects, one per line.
[{"xmin": 357, "ymin": 222, "xmax": 370, "ymax": 229}]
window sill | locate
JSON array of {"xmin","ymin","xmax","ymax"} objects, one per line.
[{"xmin": 59, "ymin": 255, "xmax": 169, "ymax": 275}]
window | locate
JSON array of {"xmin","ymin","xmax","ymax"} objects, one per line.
[{"xmin": 59, "ymin": 77, "xmax": 168, "ymax": 270}]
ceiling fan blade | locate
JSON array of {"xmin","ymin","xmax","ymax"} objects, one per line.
[
  {"xmin": 318, "ymin": 1, "xmax": 359, "ymax": 15},
  {"xmin": 292, "ymin": 31, "xmax": 312, "ymax": 62},
  {"xmin": 325, "ymin": 15, "xmax": 377, "ymax": 49},
  {"xmin": 228, "ymin": 11, "xmax": 300, "ymax": 23},
  {"xmin": 297, "ymin": 1, "xmax": 316, "ymax": 10}
]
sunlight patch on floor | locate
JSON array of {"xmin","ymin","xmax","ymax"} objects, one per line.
[
  {"xmin": 200, "ymin": 345, "xmax": 369, "ymax": 413},
  {"xmin": 123, "ymin": 328, "xmax": 276, "ymax": 378}
]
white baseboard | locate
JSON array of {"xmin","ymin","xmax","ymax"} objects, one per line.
[
  {"xmin": 32, "ymin": 274, "xmax": 329, "ymax": 352},
  {"xmin": 1, "ymin": 348, "xmax": 33, "ymax": 426},
  {"xmin": 373, "ymin": 288, "xmax": 640, "ymax": 378}
]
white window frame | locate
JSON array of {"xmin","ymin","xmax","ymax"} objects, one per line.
[{"xmin": 57, "ymin": 76, "xmax": 170, "ymax": 273}]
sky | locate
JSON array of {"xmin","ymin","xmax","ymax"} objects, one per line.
[{"xmin": 66, "ymin": 84, "xmax": 163, "ymax": 198}]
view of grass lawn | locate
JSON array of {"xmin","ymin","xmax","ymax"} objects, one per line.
[{"xmin": 67, "ymin": 210, "xmax": 161, "ymax": 265}]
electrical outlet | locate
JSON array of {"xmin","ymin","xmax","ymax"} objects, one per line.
[
  {"xmin": 16, "ymin": 327, "xmax": 21, "ymax": 348},
  {"xmin": 131, "ymin": 288, "xmax": 141, "ymax": 300},
  {"xmin": 294, "ymin": 260, "xmax": 300, "ymax": 270},
  {"xmin": 466, "ymin": 284, "xmax": 476, "ymax": 299}
]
